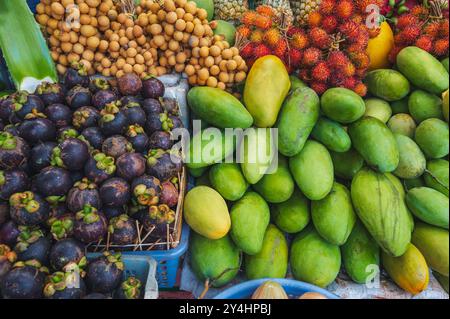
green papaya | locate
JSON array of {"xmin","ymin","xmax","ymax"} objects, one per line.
[
  {"xmin": 330, "ymin": 149, "xmax": 365, "ymax": 180},
  {"xmin": 311, "ymin": 117, "xmax": 352, "ymax": 153},
  {"xmin": 364, "ymin": 98, "xmax": 393, "ymax": 123},
  {"xmin": 434, "ymin": 272, "xmax": 449, "ymax": 294},
  {"xmin": 391, "ymin": 97, "xmax": 410, "ymax": 114},
  {"xmin": 271, "ymin": 190, "xmax": 310, "ymax": 234},
  {"xmin": 277, "ymin": 87, "xmax": 320, "ymax": 156},
  {"xmin": 289, "ymin": 140, "xmax": 334, "ymax": 201},
  {"xmin": 397, "ymin": 46, "xmax": 449, "ymax": 95},
  {"xmin": 393, "ymin": 134, "xmax": 426, "ymax": 179},
  {"xmin": 442, "ymin": 57, "xmax": 450, "ymax": 72},
  {"xmin": 415, "ymin": 118, "xmax": 449, "ymax": 159},
  {"xmin": 388, "ymin": 113, "xmax": 417, "ymax": 138},
  {"xmin": 342, "ymin": 222, "xmax": 380, "ymax": 284},
  {"xmin": 253, "ymin": 156, "xmax": 295, "ymax": 203},
  {"xmin": 245, "ymin": 224, "xmax": 289, "ymax": 279},
  {"xmin": 351, "ymin": 168, "xmax": 412, "ymax": 257},
  {"xmin": 209, "ymin": 163, "xmax": 248, "ymax": 201},
  {"xmin": 244, "ymin": 55, "xmax": 291, "ymax": 128},
  {"xmin": 186, "ymin": 128, "xmax": 236, "ymax": 169},
  {"xmin": 424, "ymin": 159, "xmax": 449, "ymax": 197},
  {"xmin": 321, "ymin": 88, "xmax": 366, "ymax": 124},
  {"xmin": 408, "ymin": 90, "xmax": 444, "ymax": 123},
  {"xmin": 289, "ymin": 75, "xmax": 307, "ymax": 93},
  {"xmin": 349, "ymin": 117, "xmax": 400, "ymax": 173},
  {"xmin": 290, "ymin": 226, "xmax": 341, "ymax": 288},
  {"xmin": 412, "ymin": 222, "xmax": 449, "ymax": 276},
  {"xmin": 240, "ymin": 128, "xmax": 275, "ymax": 184},
  {"xmin": 311, "ymin": 183, "xmax": 357, "ymax": 246},
  {"xmin": 187, "ymin": 87, "xmax": 253, "ymax": 129},
  {"xmin": 190, "ymin": 233, "xmax": 240, "ymax": 288},
  {"xmin": 364, "ymin": 69, "xmax": 410, "ymax": 101},
  {"xmin": 230, "ymin": 192, "xmax": 270, "ymax": 255},
  {"xmin": 406, "ymin": 187, "xmax": 449, "ymax": 229}
]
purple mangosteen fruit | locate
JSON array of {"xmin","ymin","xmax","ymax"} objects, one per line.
[
  {"xmin": 84, "ymin": 152, "xmax": 116, "ymax": 184},
  {"xmin": 140, "ymin": 204, "xmax": 175, "ymax": 236},
  {"xmin": 108, "ymin": 214, "xmax": 138, "ymax": 245},
  {"xmin": 18, "ymin": 118, "xmax": 56, "ymax": 145},
  {"xmin": 0, "ymin": 202, "xmax": 8, "ymax": 226},
  {"xmin": 86, "ymin": 251, "xmax": 124, "ymax": 293},
  {"xmin": 114, "ymin": 277, "xmax": 143, "ymax": 299},
  {"xmin": 73, "ymin": 205, "xmax": 107, "ymax": 244},
  {"xmin": 148, "ymin": 131, "xmax": 174, "ymax": 150},
  {"xmin": 116, "ymin": 152, "xmax": 146, "ymax": 181},
  {"xmin": 123, "ymin": 103, "xmax": 146, "ymax": 127},
  {"xmin": 99, "ymin": 102, "xmax": 128, "ymax": 136},
  {"xmin": 162, "ymin": 98, "xmax": 179, "ymax": 116},
  {"xmin": 0, "ymin": 95, "xmax": 16, "ymax": 122},
  {"xmin": 102, "ymin": 135, "xmax": 134, "ymax": 159},
  {"xmin": 14, "ymin": 226, "xmax": 51, "ymax": 264},
  {"xmin": 146, "ymin": 112, "xmax": 174, "ymax": 133},
  {"xmin": 45, "ymin": 204, "xmax": 68, "ymax": 226},
  {"xmin": 33, "ymin": 167, "xmax": 72, "ymax": 202},
  {"xmin": 104, "ymin": 206, "xmax": 126, "ymax": 220},
  {"xmin": 66, "ymin": 85, "xmax": 92, "ymax": 109},
  {"xmin": 131, "ymin": 175, "xmax": 161, "ymax": 206},
  {"xmin": 142, "ymin": 98, "xmax": 163, "ymax": 115},
  {"xmin": 44, "ymin": 103, "xmax": 73, "ymax": 128},
  {"xmin": 51, "ymin": 137, "xmax": 89, "ymax": 171},
  {"xmin": 83, "ymin": 293, "xmax": 109, "ymax": 299},
  {"xmin": 67, "ymin": 178, "xmax": 101, "ymax": 213},
  {"xmin": 100, "ymin": 178, "xmax": 131, "ymax": 207},
  {"xmin": 126, "ymin": 125, "xmax": 149, "ymax": 153},
  {"xmin": 160, "ymin": 180, "xmax": 179, "ymax": 208},
  {"xmin": 170, "ymin": 115, "xmax": 183, "ymax": 130},
  {"xmin": 146, "ymin": 149, "xmax": 182, "ymax": 181},
  {"xmin": 70, "ymin": 170, "xmax": 84, "ymax": 184},
  {"xmin": 3, "ymin": 124, "xmax": 20, "ymax": 137},
  {"xmin": 0, "ymin": 220, "xmax": 21, "ymax": 246},
  {"xmin": 81, "ymin": 126, "xmax": 105, "ymax": 149},
  {"xmin": 117, "ymin": 73, "xmax": 142, "ymax": 96},
  {"xmin": 0, "ymin": 132, "xmax": 30, "ymax": 170},
  {"xmin": 89, "ymin": 77, "xmax": 112, "ymax": 93},
  {"xmin": 49, "ymin": 238, "xmax": 86, "ymax": 271},
  {"xmin": 43, "ymin": 270, "xmax": 87, "ymax": 299},
  {"xmin": 63, "ymin": 63, "xmax": 90, "ymax": 89},
  {"xmin": 36, "ymin": 82, "xmax": 65, "ymax": 106},
  {"xmin": 72, "ymin": 106, "xmax": 100, "ymax": 130},
  {"xmin": 0, "ymin": 244, "xmax": 17, "ymax": 280},
  {"xmin": 9, "ymin": 192, "xmax": 50, "ymax": 226},
  {"xmin": 29, "ymin": 142, "xmax": 57, "ymax": 173},
  {"xmin": 11, "ymin": 91, "xmax": 45, "ymax": 120},
  {"xmin": 0, "ymin": 169, "xmax": 30, "ymax": 201},
  {"xmin": 121, "ymin": 95, "xmax": 143, "ymax": 107},
  {"xmin": 92, "ymin": 88, "xmax": 118, "ymax": 110},
  {"xmin": 48, "ymin": 214, "xmax": 75, "ymax": 241},
  {"xmin": 142, "ymin": 76, "xmax": 165, "ymax": 99}
]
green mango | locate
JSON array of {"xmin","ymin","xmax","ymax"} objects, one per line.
[
  {"xmin": 289, "ymin": 140, "xmax": 334, "ymax": 201},
  {"xmin": 404, "ymin": 177, "xmax": 425, "ymax": 191},
  {"xmin": 289, "ymin": 75, "xmax": 307, "ymax": 93},
  {"xmin": 408, "ymin": 90, "xmax": 444, "ymax": 123},
  {"xmin": 277, "ymin": 87, "xmax": 320, "ymax": 156},
  {"xmin": 195, "ymin": 171, "xmax": 211, "ymax": 187},
  {"xmin": 209, "ymin": 163, "xmax": 248, "ymax": 201},
  {"xmin": 390, "ymin": 97, "xmax": 410, "ymax": 114},
  {"xmin": 393, "ymin": 134, "xmax": 427, "ymax": 179},
  {"xmin": 253, "ymin": 156, "xmax": 295, "ymax": 203},
  {"xmin": 311, "ymin": 117, "xmax": 352, "ymax": 153},
  {"xmin": 365, "ymin": 69, "xmax": 410, "ymax": 101},
  {"xmin": 321, "ymin": 88, "xmax": 366, "ymax": 124},
  {"xmin": 351, "ymin": 168, "xmax": 412, "ymax": 257},
  {"xmin": 415, "ymin": 118, "xmax": 449, "ymax": 159},
  {"xmin": 240, "ymin": 128, "xmax": 275, "ymax": 184},
  {"xmin": 388, "ymin": 113, "xmax": 417, "ymax": 138},
  {"xmin": 434, "ymin": 272, "xmax": 449, "ymax": 294},
  {"xmin": 245, "ymin": 224, "xmax": 289, "ymax": 279},
  {"xmin": 385, "ymin": 173, "xmax": 415, "ymax": 233},
  {"xmin": 211, "ymin": 20, "xmax": 236, "ymax": 45},
  {"xmin": 330, "ymin": 149, "xmax": 365, "ymax": 180},
  {"xmin": 190, "ymin": 233, "xmax": 240, "ymax": 288},
  {"xmin": 311, "ymin": 183, "xmax": 357, "ymax": 246},
  {"xmin": 271, "ymin": 190, "xmax": 310, "ymax": 234},
  {"xmin": 412, "ymin": 222, "xmax": 449, "ymax": 276},
  {"xmin": 192, "ymin": 0, "xmax": 214, "ymax": 20},
  {"xmin": 406, "ymin": 187, "xmax": 449, "ymax": 229},
  {"xmin": 349, "ymin": 117, "xmax": 400, "ymax": 173},
  {"xmin": 424, "ymin": 159, "xmax": 449, "ymax": 197},
  {"xmin": 189, "ymin": 166, "xmax": 208, "ymax": 178},
  {"xmin": 230, "ymin": 192, "xmax": 270, "ymax": 255},
  {"xmin": 290, "ymin": 226, "xmax": 341, "ymax": 288},
  {"xmin": 341, "ymin": 221, "xmax": 380, "ymax": 284},
  {"xmin": 364, "ymin": 98, "xmax": 393, "ymax": 123},
  {"xmin": 442, "ymin": 57, "xmax": 450, "ymax": 73}
]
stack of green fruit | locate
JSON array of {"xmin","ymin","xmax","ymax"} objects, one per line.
[{"xmin": 183, "ymin": 47, "xmax": 449, "ymax": 296}]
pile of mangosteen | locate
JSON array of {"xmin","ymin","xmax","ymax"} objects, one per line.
[{"xmin": 0, "ymin": 67, "xmax": 184, "ymax": 299}]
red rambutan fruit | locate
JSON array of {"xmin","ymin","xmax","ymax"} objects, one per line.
[
  {"xmin": 287, "ymin": 26, "xmax": 302, "ymax": 37},
  {"xmin": 336, "ymin": 0, "xmax": 354, "ymax": 20},
  {"xmin": 302, "ymin": 48, "xmax": 322, "ymax": 66},
  {"xmin": 320, "ymin": 0, "xmax": 336, "ymax": 16},
  {"xmin": 350, "ymin": 14, "xmax": 364, "ymax": 26},
  {"xmin": 340, "ymin": 61, "xmax": 356, "ymax": 77},
  {"xmin": 388, "ymin": 46, "xmax": 405, "ymax": 63},
  {"xmin": 311, "ymin": 61, "xmax": 331, "ymax": 82},
  {"xmin": 354, "ymin": 82, "xmax": 368, "ymax": 97},
  {"xmin": 274, "ymin": 39, "xmax": 288, "ymax": 59},
  {"xmin": 310, "ymin": 82, "xmax": 329, "ymax": 95},
  {"xmin": 237, "ymin": 25, "xmax": 252, "ymax": 39},
  {"xmin": 410, "ymin": 5, "xmax": 429, "ymax": 19},
  {"xmin": 250, "ymin": 30, "xmax": 265, "ymax": 43},
  {"xmin": 253, "ymin": 43, "xmax": 272, "ymax": 58},
  {"xmin": 240, "ymin": 43, "xmax": 255, "ymax": 58},
  {"xmin": 308, "ymin": 11, "xmax": 323, "ymax": 28},
  {"xmin": 355, "ymin": 67, "xmax": 368, "ymax": 78},
  {"xmin": 342, "ymin": 76, "xmax": 357, "ymax": 90},
  {"xmin": 434, "ymin": 39, "xmax": 449, "ymax": 57},
  {"xmin": 291, "ymin": 32, "xmax": 310, "ymax": 50},
  {"xmin": 339, "ymin": 21, "xmax": 361, "ymax": 39},
  {"xmin": 415, "ymin": 35, "xmax": 434, "ymax": 52},
  {"xmin": 423, "ymin": 22, "xmax": 441, "ymax": 38},
  {"xmin": 322, "ymin": 16, "xmax": 339, "ymax": 33},
  {"xmin": 256, "ymin": 5, "xmax": 275, "ymax": 18},
  {"xmin": 440, "ymin": 20, "xmax": 449, "ymax": 38},
  {"xmin": 298, "ymin": 69, "xmax": 311, "ymax": 82},
  {"xmin": 399, "ymin": 25, "xmax": 421, "ymax": 44},
  {"xmin": 309, "ymin": 27, "xmax": 331, "ymax": 49},
  {"xmin": 264, "ymin": 28, "xmax": 282, "ymax": 48},
  {"xmin": 349, "ymin": 52, "xmax": 371, "ymax": 69},
  {"xmin": 328, "ymin": 51, "xmax": 350, "ymax": 69},
  {"xmin": 329, "ymin": 73, "xmax": 347, "ymax": 87},
  {"xmin": 396, "ymin": 14, "xmax": 420, "ymax": 30},
  {"xmin": 254, "ymin": 15, "xmax": 273, "ymax": 30},
  {"xmin": 241, "ymin": 11, "xmax": 257, "ymax": 26},
  {"xmin": 288, "ymin": 49, "xmax": 303, "ymax": 68}
]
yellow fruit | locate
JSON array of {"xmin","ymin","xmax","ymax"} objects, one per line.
[
  {"xmin": 251, "ymin": 281, "xmax": 288, "ymax": 299},
  {"xmin": 443, "ymin": 90, "xmax": 449, "ymax": 123},
  {"xmin": 367, "ymin": 22, "xmax": 394, "ymax": 71}
]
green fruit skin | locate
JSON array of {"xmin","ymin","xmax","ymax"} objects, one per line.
[
  {"xmin": 433, "ymin": 271, "xmax": 449, "ymax": 294},
  {"xmin": 442, "ymin": 58, "xmax": 449, "ymax": 73},
  {"xmin": 192, "ymin": 0, "xmax": 214, "ymax": 20},
  {"xmin": 397, "ymin": 47, "xmax": 449, "ymax": 95},
  {"xmin": 393, "ymin": 134, "xmax": 427, "ymax": 179},
  {"xmin": 212, "ymin": 20, "xmax": 236, "ymax": 46},
  {"xmin": 230, "ymin": 192, "xmax": 270, "ymax": 255},
  {"xmin": 321, "ymin": 88, "xmax": 366, "ymax": 124},
  {"xmin": 415, "ymin": 118, "xmax": 449, "ymax": 159},
  {"xmin": 406, "ymin": 187, "xmax": 449, "ymax": 229},
  {"xmin": 189, "ymin": 166, "xmax": 208, "ymax": 178},
  {"xmin": 187, "ymin": 87, "xmax": 253, "ymax": 129},
  {"xmin": 209, "ymin": 163, "xmax": 248, "ymax": 201},
  {"xmin": 311, "ymin": 183, "xmax": 357, "ymax": 246},
  {"xmin": 364, "ymin": 98, "xmax": 393, "ymax": 123},
  {"xmin": 391, "ymin": 97, "xmax": 410, "ymax": 114},
  {"xmin": 412, "ymin": 222, "xmax": 449, "ymax": 276},
  {"xmin": 311, "ymin": 117, "xmax": 352, "ymax": 153},
  {"xmin": 408, "ymin": 90, "xmax": 444, "ymax": 123},
  {"xmin": 289, "ymin": 75, "xmax": 307, "ymax": 93},
  {"xmin": 187, "ymin": 128, "xmax": 236, "ymax": 169},
  {"xmin": 365, "ymin": 69, "xmax": 411, "ymax": 101},
  {"xmin": 245, "ymin": 224, "xmax": 289, "ymax": 280},
  {"xmin": 349, "ymin": 117, "xmax": 400, "ymax": 173},
  {"xmin": 253, "ymin": 156, "xmax": 295, "ymax": 203},
  {"xmin": 341, "ymin": 221, "xmax": 380, "ymax": 284},
  {"xmin": 388, "ymin": 113, "xmax": 417, "ymax": 138},
  {"xmin": 385, "ymin": 173, "xmax": 415, "ymax": 233},
  {"xmin": 290, "ymin": 226, "xmax": 341, "ymax": 288},
  {"xmin": 404, "ymin": 177, "xmax": 425, "ymax": 191},
  {"xmin": 190, "ymin": 233, "xmax": 240, "ymax": 288},
  {"xmin": 351, "ymin": 168, "xmax": 412, "ymax": 257},
  {"xmin": 289, "ymin": 140, "xmax": 334, "ymax": 201},
  {"xmin": 424, "ymin": 159, "xmax": 449, "ymax": 197},
  {"xmin": 277, "ymin": 87, "xmax": 320, "ymax": 156},
  {"xmin": 330, "ymin": 149, "xmax": 365, "ymax": 180},
  {"xmin": 271, "ymin": 190, "xmax": 310, "ymax": 234}
]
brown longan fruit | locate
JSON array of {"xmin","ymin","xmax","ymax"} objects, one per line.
[
  {"xmin": 123, "ymin": 64, "xmax": 133, "ymax": 73},
  {"xmin": 182, "ymin": 32, "xmax": 191, "ymax": 43},
  {"xmin": 101, "ymin": 58, "xmax": 112, "ymax": 68},
  {"xmin": 185, "ymin": 21, "xmax": 195, "ymax": 33},
  {"xmin": 204, "ymin": 56, "xmax": 214, "ymax": 68},
  {"xmin": 133, "ymin": 64, "xmax": 145, "ymax": 74},
  {"xmin": 98, "ymin": 15, "xmax": 110, "ymax": 27},
  {"xmin": 108, "ymin": 9, "xmax": 118, "ymax": 20},
  {"xmin": 98, "ymin": 40, "xmax": 109, "ymax": 52},
  {"xmin": 166, "ymin": 12, "xmax": 178, "ymax": 24},
  {"xmin": 82, "ymin": 50, "xmax": 94, "ymax": 62},
  {"xmin": 168, "ymin": 55, "xmax": 177, "ymax": 66},
  {"xmin": 175, "ymin": 19, "xmax": 186, "ymax": 32},
  {"xmin": 150, "ymin": 24, "xmax": 163, "ymax": 35},
  {"xmin": 51, "ymin": 2, "xmax": 65, "ymax": 16},
  {"xmin": 109, "ymin": 41, "xmax": 120, "ymax": 52},
  {"xmin": 176, "ymin": 52, "xmax": 187, "ymax": 64},
  {"xmin": 110, "ymin": 51, "xmax": 120, "ymax": 59},
  {"xmin": 156, "ymin": 66, "xmax": 168, "ymax": 76},
  {"xmin": 86, "ymin": 0, "xmax": 100, "ymax": 8},
  {"xmin": 222, "ymin": 49, "xmax": 233, "ymax": 60},
  {"xmin": 173, "ymin": 31, "xmax": 184, "ymax": 42},
  {"xmin": 197, "ymin": 9, "xmax": 208, "ymax": 20},
  {"xmin": 207, "ymin": 76, "xmax": 218, "ymax": 88},
  {"xmin": 47, "ymin": 18, "xmax": 59, "ymax": 30},
  {"xmin": 102, "ymin": 68, "xmax": 111, "ymax": 77},
  {"xmin": 143, "ymin": 51, "xmax": 153, "ymax": 61},
  {"xmin": 137, "ymin": 35, "xmax": 147, "ymax": 45},
  {"xmin": 79, "ymin": 3, "xmax": 90, "ymax": 14},
  {"xmin": 116, "ymin": 70, "xmax": 125, "ymax": 78},
  {"xmin": 184, "ymin": 13, "xmax": 194, "ymax": 22},
  {"xmin": 72, "ymin": 43, "xmax": 84, "ymax": 55},
  {"xmin": 89, "ymin": 8, "xmax": 97, "ymax": 17},
  {"xmin": 36, "ymin": 14, "xmax": 50, "ymax": 26},
  {"xmin": 175, "ymin": 64, "xmax": 185, "ymax": 73},
  {"xmin": 87, "ymin": 36, "xmax": 100, "ymax": 50},
  {"xmin": 199, "ymin": 46, "xmax": 209, "ymax": 58},
  {"xmin": 164, "ymin": 24, "xmax": 175, "ymax": 36},
  {"xmin": 190, "ymin": 57, "xmax": 199, "ymax": 65},
  {"xmin": 59, "ymin": 32, "xmax": 71, "ymax": 43},
  {"xmin": 129, "ymin": 40, "xmax": 138, "ymax": 49},
  {"xmin": 191, "ymin": 47, "xmax": 200, "ymax": 58},
  {"xmin": 99, "ymin": 2, "xmax": 111, "ymax": 13},
  {"xmin": 210, "ymin": 65, "xmax": 220, "ymax": 76},
  {"xmin": 185, "ymin": 1, "xmax": 197, "ymax": 14},
  {"xmin": 198, "ymin": 68, "xmax": 209, "ymax": 81},
  {"xmin": 60, "ymin": 42, "xmax": 72, "ymax": 53},
  {"xmin": 94, "ymin": 52, "xmax": 104, "ymax": 62},
  {"xmin": 168, "ymin": 40, "xmax": 180, "ymax": 51},
  {"xmin": 235, "ymin": 72, "xmax": 247, "ymax": 83},
  {"xmin": 227, "ymin": 60, "xmax": 238, "ymax": 71},
  {"xmin": 36, "ymin": 3, "xmax": 45, "ymax": 14},
  {"xmin": 80, "ymin": 14, "xmax": 91, "ymax": 25},
  {"xmin": 153, "ymin": 35, "xmax": 165, "ymax": 47},
  {"xmin": 135, "ymin": 54, "xmax": 145, "ymax": 65},
  {"xmin": 189, "ymin": 36, "xmax": 199, "ymax": 48},
  {"xmin": 67, "ymin": 53, "xmax": 80, "ymax": 63},
  {"xmin": 199, "ymin": 37, "xmax": 210, "ymax": 48},
  {"xmin": 126, "ymin": 57, "xmax": 135, "ymax": 65},
  {"xmin": 176, "ymin": 0, "xmax": 187, "ymax": 7},
  {"xmin": 56, "ymin": 64, "xmax": 67, "ymax": 75},
  {"xmin": 188, "ymin": 76, "xmax": 197, "ymax": 86},
  {"xmin": 157, "ymin": 9, "xmax": 167, "ymax": 21},
  {"xmin": 51, "ymin": 50, "xmax": 60, "ymax": 61},
  {"xmin": 217, "ymin": 82, "xmax": 226, "ymax": 90},
  {"xmin": 116, "ymin": 58, "xmax": 126, "ymax": 69},
  {"xmin": 219, "ymin": 72, "xmax": 229, "ymax": 83},
  {"xmin": 209, "ymin": 45, "xmax": 221, "ymax": 57},
  {"xmin": 127, "ymin": 47, "xmax": 138, "ymax": 58},
  {"xmin": 185, "ymin": 64, "xmax": 195, "ymax": 76}
]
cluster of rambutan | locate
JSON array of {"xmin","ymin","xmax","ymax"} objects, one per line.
[{"xmin": 389, "ymin": 4, "xmax": 449, "ymax": 62}]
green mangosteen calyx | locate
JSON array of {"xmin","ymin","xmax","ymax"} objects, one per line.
[
  {"xmin": 64, "ymin": 257, "xmax": 87, "ymax": 277},
  {"xmin": 9, "ymin": 192, "xmax": 40, "ymax": 213},
  {"xmin": 51, "ymin": 146, "xmax": 66, "ymax": 168},
  {"xmin": 76, "ymin": 205, "xmax": 101, "ymax": 225},
  {"xmin": 49, "ymin": 217, "xmax": 74, "ymax": 241},
  {"xmin": 121, "ymin": 277, "xmax": 142, "ymax": 299},
  {"xmin": 159, "ymin": 112, "xmax": 174, "ymax": 132},
  {"xmin": 0, "ymin": 245, "xmax": 17, "ymax": 264},
  {"xmin": 125, "ymin": 101, "xmax": 141, "ymax": 109},
  {"xmin": 14, "ymin": 259, "xmax": 49, "ymax": 274},
  {"xmin": 134, "ymin": 184, "xmax": 159, "ymax": 206},
  {"xmin": 101, "ymin": 101, "xmax": 122, "ymax": 123},
  {"xmin": 75, "ymin": 178, "xmax": 97, "ymax": 191},
  {"xmin": 103, "ymin": 251, "xmax": 124, "ymax": 271},
  {"xmin": 127, "ymin": 125, "xmax": 145, "ymax": 138},
  {"xmin": 94, "ymin": 152, "xmax": 116, "ymax": 175},
  {"xmin": 43, "ymin": 269, "xmax": 83, "ymax": 297},
  {"xmin": 146, "ymin": 148, "xmax": 165, "ymax": 167},
  {"xmin": 36, "ymin": 82, "xmax": 60, "ymax": 95},
  {"xmin": 108, "ymin": 214, "xmax": 131, "ymax": 234},
  {"xmin": 0, "ymin": 132, "xmax": 17, "ymax": 150},
  {"xmin": 73, "ymin": 109, "xmax": 92, "ymax": 128},
  {"xmin": 93, "ymin": 77, "xmax": 111, "ymax": 90},
  {"xmin": 0, "ymin": 171, "xmax": 5, "ymax": 187},
  {"xmin": 15, "ymin": 226, "xmax": 44, "ymax": 252},
  {"xmin": 11, "ymin": 91, "xmax": 28, "ymax": 112},
  {"xmin": 149, "ymin": 204, "xmax": 175, "ymax": 225},
  {"xmin": 70, "ymin": 61, "xmax": 88, "ymax": 76}
]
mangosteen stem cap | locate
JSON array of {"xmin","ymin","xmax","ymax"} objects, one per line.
[{"xmin": 0, "ymin": 132, "xmax": 18, "ymax": 150}]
